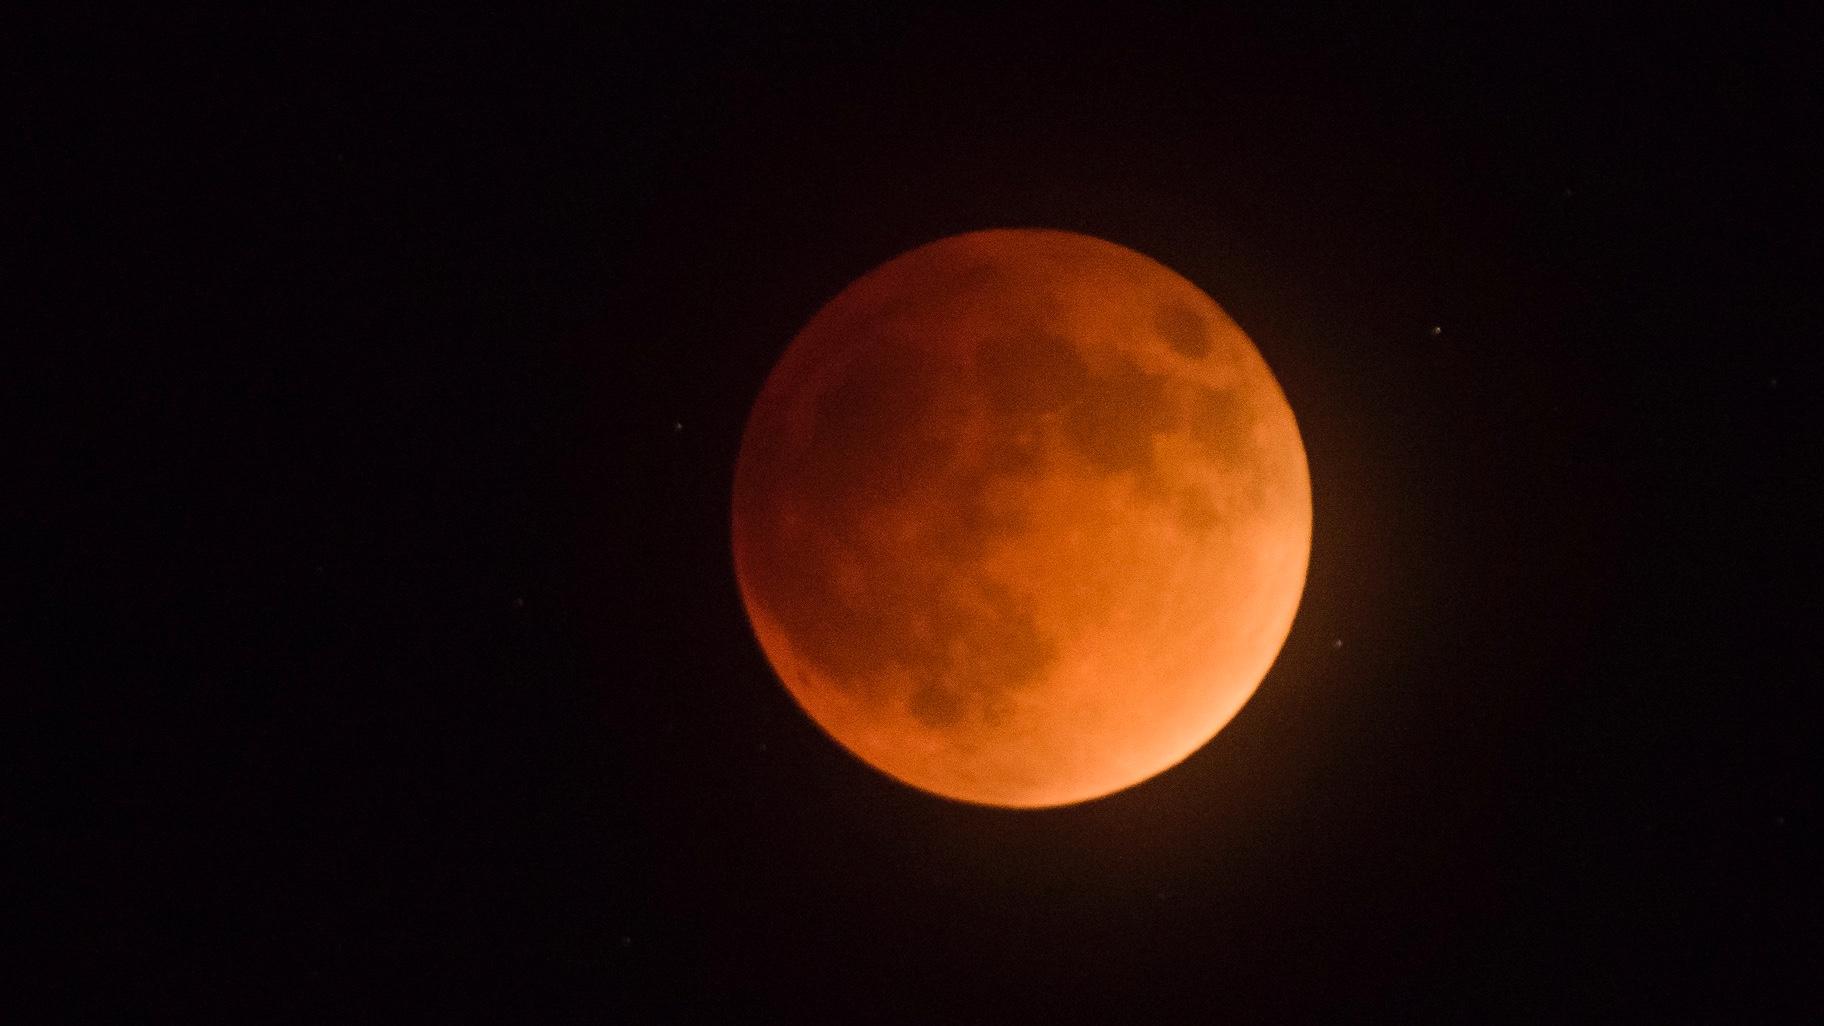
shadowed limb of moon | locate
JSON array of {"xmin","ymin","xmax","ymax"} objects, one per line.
[{"xmin": 732, "ymin": 228, "xmax": 1311, "ymax": 808}]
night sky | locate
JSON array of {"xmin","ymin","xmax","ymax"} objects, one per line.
[{"xmin": 27, "ymin": 8, "xmax": 1814, "ymax": 1020}]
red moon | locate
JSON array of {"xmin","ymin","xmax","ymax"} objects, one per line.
[{"xmin": 732, "ymin": 229, "xmax": 1311, "ymax": 808}]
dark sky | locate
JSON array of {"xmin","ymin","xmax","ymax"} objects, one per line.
[{"xmin": 26, "ymin": 7, "xmax": 1815, "ymax": 1021}]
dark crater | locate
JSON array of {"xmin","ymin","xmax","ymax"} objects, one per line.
[{"xmin": 1157, "ymin": 302, "xmax": 1213, "ymax": 359}]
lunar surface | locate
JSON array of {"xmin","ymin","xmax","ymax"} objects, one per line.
[{"xmin": 732, "ymin": 228, "xmax": 1311, "ymax": 808}]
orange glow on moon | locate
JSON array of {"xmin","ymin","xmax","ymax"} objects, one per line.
[{"xmin": 732, "ymin": 228, "xmax": 1311, "ymax": 808}]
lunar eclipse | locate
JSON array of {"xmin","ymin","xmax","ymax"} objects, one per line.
[{"xmin": 732, "ymin": 229, "xmax": 1311, "ymax": 807}]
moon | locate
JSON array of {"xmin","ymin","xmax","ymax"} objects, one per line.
[{"xmin": 731, "ymin": 228, "xmax": 1311, "ymax": 808}]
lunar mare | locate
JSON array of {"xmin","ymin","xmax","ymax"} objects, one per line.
[{"xmin": 732, "ymin": 228, "xmax": 1311, "ymax": 808}]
